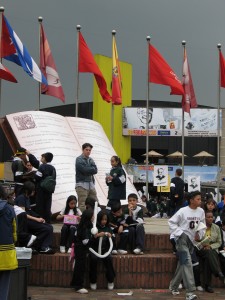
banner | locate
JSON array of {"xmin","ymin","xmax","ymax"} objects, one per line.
[{"xmin": 122, "ymin": 107, "xmax": 221, "ymax": 137}]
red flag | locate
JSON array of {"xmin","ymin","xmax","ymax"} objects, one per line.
[
  {"xmin": 149, "ymin": 44, "xmax": 184, "ymax": 96},
  {"xmin": 0, "ymin": 62, "xmax": 17, "ymax": 82},
  {"xmin": 78, "ymin": 32, "xmax": 111, "ymax": 102},
  {"xmin": 40, "ymin": 24, "xmax": 65, "ymax": 102},
  {"xmin": 112, "ymin": 35, "xmax": 122, "ymax": 105},
  {"xmin": 219, "ymin": 50, "xmax": 225, "ymax": 88},
  {"xmin": 182, "ymin": 48, "xmax": 197, "ymax": 114},
  {"xmin": 1, "ymin": 14, "xmax": 16, "ymax": 58}
]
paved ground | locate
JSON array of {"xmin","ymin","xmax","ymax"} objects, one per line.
[{"xmin": 28, "ymin": 286, "xmax": 225, "ymax": 300}]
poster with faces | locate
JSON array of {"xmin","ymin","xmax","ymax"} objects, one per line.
[
  {"xmin": 153, "ymin": 165, "xmax": 168, "ymax": 187},
  {"xmin": 188, "ymin": 176, "xmax": 200, "ymax": 192}
]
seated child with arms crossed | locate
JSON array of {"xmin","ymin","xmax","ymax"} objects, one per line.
[
  {"xmin": 89, "ymin": 210, "xmax": 115, "ymax": 290},
  {"xmin": 108, "ymin": 202, "xmax": 129, "ymax": 255},
  {"xmin": 124, "ymin": 193, "xmax": 145, "ymax": 254},
  {"xmin": 56, "ymin": 195, "xmax": 82, "ymax": 254}
]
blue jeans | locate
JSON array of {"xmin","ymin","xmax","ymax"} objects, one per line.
[{"xmin": 170, "ymin": 233, "xmax": 196, "ymax": 293}]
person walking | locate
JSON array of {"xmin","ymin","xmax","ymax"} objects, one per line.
[
  {"xmin": 75, "ymin": 143, "xmax": 98, "ymax": 212},
  {"xmin": 168, "ymin": 191, "xmax": 205, "ymax": 300}
]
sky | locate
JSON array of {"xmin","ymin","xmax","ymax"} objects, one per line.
[{"xmin": 1, "ymin": 0, "xmax": 225, "ymax": 117}]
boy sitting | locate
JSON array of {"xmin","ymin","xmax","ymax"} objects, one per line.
[
  {"xmin": 108, "ymin": 202, "xmax": 128, "ymax": 254},
  {"xmin": 124, "ymin": 193, "xmax": 145, "ymax": 254}
]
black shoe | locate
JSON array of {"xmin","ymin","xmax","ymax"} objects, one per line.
[
  {"xmin": 32, "ymin": 249, "xmax": 39, "ymax": 255},
  {"xmin": 39, "ymin": 247, "xmax": 54, "ymax": 254},
  {"xmin": 205, "ymin": 286, "xmax": 214, "ymax": 293}
]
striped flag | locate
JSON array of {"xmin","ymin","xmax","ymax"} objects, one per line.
[
  {"xmin": 40, "ymin": 23, "xmax": 65, "ymax": 102},
  {"xmin": 182, "ymin": 48, "xmax": 197, "ymax": 114},
  {"xmin": 112, "ymin": 35, "xmax": 122, "ymax": 105},
  {"xmin": 2, "ymin": 15, "xmax": 47, "ymax": 85}
]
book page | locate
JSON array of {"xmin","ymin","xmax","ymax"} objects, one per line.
[{"xmin": 5, "ymin": 111, "xmax": 138, "ymax": 212}]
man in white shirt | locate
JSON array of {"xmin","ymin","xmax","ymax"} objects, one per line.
[{"xmin": 168, "ymin": 191, "xmax": 205, "ymax": 300}]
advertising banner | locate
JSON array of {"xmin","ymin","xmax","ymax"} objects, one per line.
[{"xmin": 122, "ymin": 107, "xmax": 222, "ymax": 137}]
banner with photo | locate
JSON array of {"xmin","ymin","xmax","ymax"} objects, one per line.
[{"xmin": 122, "ymin": 107, "xmax": 222, "ymax": 137}]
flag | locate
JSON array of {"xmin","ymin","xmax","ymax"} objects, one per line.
[
  {"xmin": 112, "ymin": 35, "xmax": 122, "ymax": 105},
  {"xmin": 182, "ymin": 48, "xmax": 197, "ymax": 114},
  {"xmin": 1, "ymin": 15, "xmax": 47, "ymax": 85},
  {"xmin": 149, "ymin": 44, "xmax": 184, "ymax": 96},
  {"xmin": 78, "ymin": 32, "xmax": 111, "ymax": 102},
  {"xmin": 0, "ymin": 62, "xmax": 17, "ymax": 83},
  {"xmin": 219, "ymin": 50, "xmax": 225, "ymax": 88},
  {"xmin": 40, "ymin": 23, "xmax": 65, "ymax": 102}
]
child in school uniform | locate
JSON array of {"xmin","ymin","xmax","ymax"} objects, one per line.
[
  {"xmin": 89, "ymin": 210, "xmax": 115, "ymax": 290},
  {"xmin": 108, "ymin": 202, "xmax": 128, "ymax": 254},
  {"xmin": 70, "ymin": 208, "xmax": 94, "ymax": 294},
  {"xmin": 124, "ymin": 193, "xmax": 145, "ymax": 254},
  {"xmin": 56, "ymin": 195, "xmax": 82, "ymax": 254}
]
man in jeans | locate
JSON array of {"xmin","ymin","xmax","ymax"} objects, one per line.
[
  {"xmin": 75, "ymin": 143, "xmax": 98, "ymax": 211},
  {"xmin": 168, "ymin": 191, "xmax": 205, "ymax": 300}
]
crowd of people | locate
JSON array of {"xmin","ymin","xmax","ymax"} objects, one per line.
[{"xmin": 1, "ymin": 145, "xmax": 225, "ymax": 298}]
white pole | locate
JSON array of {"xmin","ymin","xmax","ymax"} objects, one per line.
[
  {"xmin": 0, "ymin": 7, "xmax": 5, "ymax": 117},
  {"xmin": 146, "ymin": 36, "xmax": 151, "ymax": 200},
  {"xmin": 217, "ymin": 44, "xmax": 222, "ymax": 202},
  {"xmin": 38, "ymin": 16, "xmax": 43, "ymax": 111},
  {"xmin": 76, "ymin": 25, "xmax": 81, "ymax": 117},
  {"xmin": 181, "ymin": 40, "xmax": 186, "ymax": 180}
]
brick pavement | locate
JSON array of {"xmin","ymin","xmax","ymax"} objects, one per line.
[{"xmin": 28, "ymin": 286, "xmax": 225, "ymax": 300}]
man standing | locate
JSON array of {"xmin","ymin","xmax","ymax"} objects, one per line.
[
  {"xmin": 168, "ymin": 191, "xmax": 205, "ymax": 300},
  {"xmin": 169, "ymin": 168, "xmax": 185, "ymax": 216},
  {"xmin": 75, "ymin": 143, "xmax": 98, "ymax": 211}
]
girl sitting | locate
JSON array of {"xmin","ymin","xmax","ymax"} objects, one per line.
[{"xmin": 56, "ymin": 195, "xmax": 82, "ymax": 253}]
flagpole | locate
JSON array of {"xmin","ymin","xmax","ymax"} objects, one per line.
[
  {"xmin": 0, "ymin": 6, "xmax": 4, "ymax": 117},
  {"xmin": 111, "ymin": 30, "xmax": 117, "ymax": 146},
  {"xmin": 181, "ymin": 40, "xmax": 186, "ymax": 180},
  {"xmin": 146, "ymin": 36, "xmax": 151, "ymax": 200},
  {"xmin": 38, "ymin": 16, "xmax": 43, "ymax": 111},
  {"xmin": 217, "ymin": 44, "xmax": 222, "ymax": 202},
  {"xmin": 76, "ymin": 25, "xmax": 81, "ymax": 117}
]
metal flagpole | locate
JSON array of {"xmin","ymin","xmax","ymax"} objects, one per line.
[
  {"xmin": 146, "ymin": 36, "xmax": 151, "ymax": 200},
  {"xmin": 75, "ymin": 25, "xmax": 81, "ymax": 117},
  {"xmin": 0, "ymin": 6, "xmax": 4, "ymax": 117},
  {"xmin": 181, "ymin": 41, "xmax": 186, "ymax": 180},
  {"xmin": 217, "ymin": 44, "xmax": 222, "ymax": 202},
  {"xmin": 111, "ymin": 30, "xmax": 116, "ymax": 146},
  {"xmin": 38, "ymin": 16, "xmax": 43, "ymax": 111}
]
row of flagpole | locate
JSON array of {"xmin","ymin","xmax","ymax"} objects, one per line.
[{"xmin": 1, "ymin": 7, "xmax": 225, "ymax": 198}]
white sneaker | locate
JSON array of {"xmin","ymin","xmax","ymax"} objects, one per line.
[
  {"xmin": 60, "ymin": 246, "xmax": 66, "ymax": 253},
  {"xmin": 108, "ymin": 282, "xmax": 114, "ymax": 290},
  {"xmin": 27, "ymin": 235, "xmax": 37, "ymax": 247},
  {"xmin": 186, "ymin": 293, "xmax": 197, "ymax": 300},
  {"xmin": 76, "ymin": 288, "xmax": 88, "ymax": 294},
  {"xmin": 111, "ymin": 250, "xmax": 118, "ymax": 255},
  {"xmin": 67, "ymin": 248, "xmax": 72, "ymax": 254},
  {"xmin": 90, "ymin": 283, "xmax": 97, "ymax": 290},
  {"xmin": 133, "ymin": 248, "xmax": 143, "ymax": 254},
  {"xmin": 178, "ymin": 283, "xmax": 183, "ymax": 289},
  {"xmin": 196, "ymin": 286, "xmax": 204, "ymax": 291},
  {"xmin": 118, "ymin": 249, "xmax": 127, "ymax": 254},
  {"xmin": 171, "ymin": 289, "xmax": 180, "ymax": 295}
]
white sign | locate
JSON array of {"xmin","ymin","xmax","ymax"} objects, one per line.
[
  {"xmin": 153, "ymin": 165, "xmax": 168, "ymax": 187},
  {"xmin": 188, "ymin": 176, "xmax": 201, "ymax": 192}
]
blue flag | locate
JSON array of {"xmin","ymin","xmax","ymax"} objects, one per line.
[{"xmin": 3, "ymin": 15, "xmax": 47, "ymax": 85}]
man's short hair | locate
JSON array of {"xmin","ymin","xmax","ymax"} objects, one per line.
[
  {"xmin": 128, "ymin": 193, "xmax": 138, "ymax": 200},
  {"xmin": 111, "ymin": 202, "xmax": 122, "ymax": 213},
  {"xmin": 187, "ymin": 190, "xmax": 201, "ymax": 204},
  {"xmin": 82, "ymin": 143, "xmax": 93, "ymax": 150},
  {"xmin": 176, "ymin": 168, "xmax": 182, "ymax": 177}
]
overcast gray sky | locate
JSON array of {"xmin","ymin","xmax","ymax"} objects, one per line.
[{"xmin": 1, "ymin": 0, "xmax": 225, "ymax": 116}]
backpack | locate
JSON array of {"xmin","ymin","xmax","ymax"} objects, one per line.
[{"xmin": 40, "ymin": 175, "xmax": 56, "ymax": 193}]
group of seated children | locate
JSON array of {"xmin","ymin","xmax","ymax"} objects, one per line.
[{"xmin": 59, "ymin": 193, "xmax": 145, "ymax": 294}]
